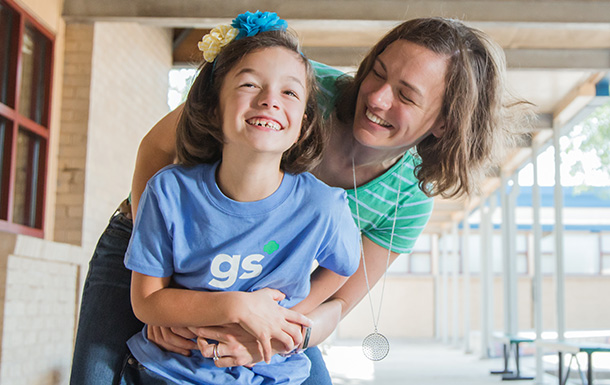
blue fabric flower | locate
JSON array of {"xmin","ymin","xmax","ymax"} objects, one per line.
[{"xmin": 231, "ymin": 10, "xmax": 288, "ymax": 40}]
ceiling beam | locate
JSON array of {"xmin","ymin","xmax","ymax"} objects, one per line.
[
  {"xmin": 302, "ymin": 47, "xmax": 610, "ymax": 70},
  {"xmin": 63, "ymin": 0, "xmax": 610, "ymax": 24}
]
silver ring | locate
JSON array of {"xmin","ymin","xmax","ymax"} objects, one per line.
[{"xmin": 213, "ymin": 344, "xmax": 221, "ymax": 361}]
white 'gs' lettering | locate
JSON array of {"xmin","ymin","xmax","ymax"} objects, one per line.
[{"xmin": 209, "ymin": 253, "xmax": 265, "ymax": 288}]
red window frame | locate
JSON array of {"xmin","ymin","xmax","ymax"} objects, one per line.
[{"xmin": 0, "ymin": 0, "xmax": 53, "ymax": 237}]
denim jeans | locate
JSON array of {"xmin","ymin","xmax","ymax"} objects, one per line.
[
  {"xmin": 70, "ymin": 212, "xmax": 144, "ymax": 385},
  {"xmin": 118, "ymin": 353, "xmax": 175, "ymax": 385},
  {"xmin": 69, "ymin": 210, "xmax": 333, "ymax": 385}
]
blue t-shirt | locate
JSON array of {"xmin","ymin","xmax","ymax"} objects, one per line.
[{"xmin": 124, "ymin": 162, "xmax": 360, "ymax": 385}]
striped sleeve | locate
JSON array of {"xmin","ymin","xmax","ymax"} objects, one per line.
[
  {"xmin": 310, "ymin": 60, "xmax": 347, "ymax": 119},
  {"xmin": 346, "ymin": 154, "xmax": 433, "ymax": 254}
]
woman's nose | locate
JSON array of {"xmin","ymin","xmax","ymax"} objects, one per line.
[{"xmin": 368, "ymin": 83, "xmax": 392, "ymax": 110}]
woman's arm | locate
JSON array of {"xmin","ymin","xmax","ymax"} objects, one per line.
[
  {"xmin": 301, "ymin": 236, "xmax": 400, "ymax": 347},
  {"xmin": 194, "ymin": 236, "xmax": 400, "ymax": 366},
  {"xmin": 131, "ymin": 104, "xmax": 183, "ymax": 217},
  {"xmin": 290, "ymin": 266, "xmax": 349, "ymax": 316},
  {"xmin": 131, "ymin": 272, "xmax": 310, "ymax": 362}
]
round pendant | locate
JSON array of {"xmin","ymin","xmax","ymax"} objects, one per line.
[{"xmin": 362, "ymin": 332, "xmax": 389, "ymax": 361}]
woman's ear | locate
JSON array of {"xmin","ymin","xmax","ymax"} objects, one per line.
[{"xmin": 430, "ymin": 121, "xmax": 446, "ymax": 139}]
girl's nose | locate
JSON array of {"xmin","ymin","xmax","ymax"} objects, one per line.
[{"xmin": 258, "ymin": 90, "xmax": 280, "ymax": 110}]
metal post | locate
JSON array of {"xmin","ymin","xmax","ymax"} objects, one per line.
[
  {"xmin": 432, "ymin": 233, "xmax": 441, "ymax": 340},
  {"xmin": 501, "ymin": 174, "xmax": 512, "ymax": 336},
  {"xmin": 553, "ymin": 124, "xmax": 566, "ymax": 340},
  {"xmin": 441, "ymin": 231, "xmax": 449, "ymax": 344},
  {"xmin": 452, "ymin": 221, "xmax": 460, "ymax": 347},
  {"xmin": 463, "ymin": 214, "xmax": 472, "ymax": 353},
  {"xmin": 508, "ymin": 175, "xmax": 520, "ymax": 335},
  {"xmin": 532, "ymin": 142, "xmax": 545, "ymax": 384}
]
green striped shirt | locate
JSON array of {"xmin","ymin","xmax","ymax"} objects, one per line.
[{"xmin": 312, "ymin": 61, "xmax": 434, "ymax": 254}]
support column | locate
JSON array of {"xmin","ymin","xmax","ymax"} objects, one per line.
[
  {"xmin": 532, "ymin": 142, "xmax": 545, "ymax": 383},
  {"xmin": 441, "ymin": 231, "xmax": 449, "ymax": 344},
  {"xmin": 463, "ymin": 214, "xmax": 472, "ymax": 354},
  {"xmin": 480, "ymin": 197, "xmax": 495, "ymax": 358},
  {"xmin": 452, "ymin": 221, "xmax": 460, "ymax": 347},
  {"xmin": 553, "ymin": 124, "xmax": 566, "ymax": 340},
  {"xmin": 432, "ymin": 233, "xmax": 441, "ymax": 340}
]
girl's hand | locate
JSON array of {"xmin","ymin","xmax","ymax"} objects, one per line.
[
  {"xmin": 191, "ymin": 324, "xmax": 292, "ymax": 367},
  {"xmin": 146, "ymin": 325, "xmax": 198, "ymax": 356},
  {"xmin": 232, "ymin": 288, "xmax": 311, "ymax": 363}
]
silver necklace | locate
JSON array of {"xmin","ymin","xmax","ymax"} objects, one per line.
[{"xmin": 351, "ymin": 156, "xmax": 404, "ymax": 361}]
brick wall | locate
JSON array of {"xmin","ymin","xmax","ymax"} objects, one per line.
[
  {"xmin": 54, "ymin": 22, "xmax": 172, "ymax": 253},
  {"xmin": 54, "ymin": 23, "xmax": 94, "ymax": 246},
  {"xmin": 0, "ymin": 233, "xmax": 88, "ymax": 385},
  {"xmin": 83, "ymin": 22, "xmax": 171, "ymax": 252}
]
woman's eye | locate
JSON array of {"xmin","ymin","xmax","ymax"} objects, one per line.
[
  {"xmin": 372, "ymin": 69, "xmax": 383, "ymax": 78},
  {"xmin": 284, "ymin": 90, "xmax": 299, "ymax": 98},
  {"xmin": 400, "ymin": 93, "xmax": 415, "ymax": 105},
  {"xmin": 241, "ymin": 83, "xmax": 256, "ymax": 88}
]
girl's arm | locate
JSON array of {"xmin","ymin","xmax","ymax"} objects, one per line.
[
  {"xmin": 131, "ymin": 272, "xmax": 311, "ymax": 363},
  {"xmin": 131, "ymin": 104, "xmax": 183, "ymax": 217}
]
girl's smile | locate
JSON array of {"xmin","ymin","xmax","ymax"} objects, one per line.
[{"xmin": 219, "ymin": 46, "xmax": 308, "ymax": 158}]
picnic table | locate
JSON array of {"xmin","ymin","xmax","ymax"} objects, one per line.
[{"xmin": 537, "ymin": 340, "xmax": 610, "ymax": 385}]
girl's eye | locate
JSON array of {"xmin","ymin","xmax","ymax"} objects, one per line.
[
  {"xmin": 240, "ymin": 83, "xmax": 256, "ymax": 88},
  {"xmin": 284, "ymin": 90, "xmax": 299, "ymax": 98}
]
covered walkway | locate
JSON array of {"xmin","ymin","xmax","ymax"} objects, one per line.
[{"xmin": 325, "ymin": 339, "xmax": 610, "ymax": 385}]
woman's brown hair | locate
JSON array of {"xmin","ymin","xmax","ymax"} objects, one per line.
[
  {"xmin": 336, "ymin": 17, "xmax": 532, "ymax": 198},
  {"xmin": 176, "ymin": 29, "xmax": 327, "ymax": 174}
]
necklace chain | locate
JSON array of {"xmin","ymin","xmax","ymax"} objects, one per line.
[{"xmin": 351, "ymin": 156, "xmax": 403, "ymax": 332}]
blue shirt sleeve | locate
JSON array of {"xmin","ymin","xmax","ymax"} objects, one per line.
[
  {"xmin": 315, "ymin": 192, "xmax": 361, "ymax": 277},
  {"xmin": 124, "ymin": 183, "xmax": 174, "ymax": 278}
]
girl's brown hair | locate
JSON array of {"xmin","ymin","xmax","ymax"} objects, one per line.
[
  {"xmin": 176, "ymin": 29, "xmax": 327, "ymax": 174},
  {"xmin": 336, "ymin": 17, "xmax": 532, "ymax": 198}
]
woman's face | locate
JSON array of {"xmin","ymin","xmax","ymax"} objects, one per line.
[{"xmin": 352, "ymin": 40, "xmax": 449, "ymax": 151}]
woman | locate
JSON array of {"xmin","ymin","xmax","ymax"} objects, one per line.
[{"xmin": 70, "ymin": 16, "xmax": 528, "ymax": 385}]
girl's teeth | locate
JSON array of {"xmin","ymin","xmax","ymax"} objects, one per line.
[
  {"xmin": 365, "ymin": 109, "xmax": 391, "ymax": 127},
  {"xmin": 247, "ymin": 118, "xmax": 281, "ymax": 131}
]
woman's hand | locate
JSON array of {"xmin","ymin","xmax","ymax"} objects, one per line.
[
  {"xmin": 192, "ymin": 324, "xmax": 292, "ymax": 367},
  {"xmin": 233, "ymin": 288, "xmax": 311, "ymax": 363},
  {"xmin": 146, "ymin": 325, "xmax": 198, "ymax": 356}
]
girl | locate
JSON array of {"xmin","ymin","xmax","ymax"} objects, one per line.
[{"xmin": 121, "ymin": 13, "xmax": 359, "ymax": 385}]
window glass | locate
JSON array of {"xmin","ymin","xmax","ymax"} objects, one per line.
[
  {"xmin": 18, "ymin": 23, "xmax": 49, "ymax": 125},
  {"xmin": 0, "ymin": 116, "xmax": 8, "ymax": 218},
  {"xmin": 0, "ymin": 2, "xmax": 16, "ymax": 106},
  {"xmin": 12, "ymin": 128, "xmax": 43, "ymax": 227}
]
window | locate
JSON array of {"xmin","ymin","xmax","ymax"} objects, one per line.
[{"xmin": 0, "ymin": 0, "xmax": 53, "ymax": 236}]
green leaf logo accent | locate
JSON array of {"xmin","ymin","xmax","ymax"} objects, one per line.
[{"xmin": 263, "ymin": 240, "xmax": 279, "ymax": 254}]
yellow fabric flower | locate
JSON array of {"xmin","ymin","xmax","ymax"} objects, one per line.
[{"xmin": 198, "ymin": 25, "xmax": 239, "ymax": 63}]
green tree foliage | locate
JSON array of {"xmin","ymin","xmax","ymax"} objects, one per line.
[{"xmin": 565, "ymin": 102, "xmax": 610, "ymax": 185}]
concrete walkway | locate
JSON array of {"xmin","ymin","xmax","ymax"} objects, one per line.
[{"xmin": 324, "ymin": 339, "xmax": 558, "ymax": 385}]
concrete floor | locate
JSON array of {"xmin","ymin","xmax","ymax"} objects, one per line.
[{"xmin": 323, "ymin": 339, "xmax": 610, "ymax": 385}]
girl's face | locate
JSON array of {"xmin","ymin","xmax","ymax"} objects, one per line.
[
  {"xmin": 218, "ymin": 46, "xmax": 308, "ymax": 159},
  {"xmin": 352, "ymin": 40, "xmax": 449, "ymax": 151}
]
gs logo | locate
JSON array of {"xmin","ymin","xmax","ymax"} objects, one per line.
[{"xmin": 209, "ymin": 254, "xmax": 264, "ymax": 289}]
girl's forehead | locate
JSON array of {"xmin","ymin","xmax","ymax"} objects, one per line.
[{"xmin": 231, "ymin": 46, "xmax": 309, "ymax": 84}]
